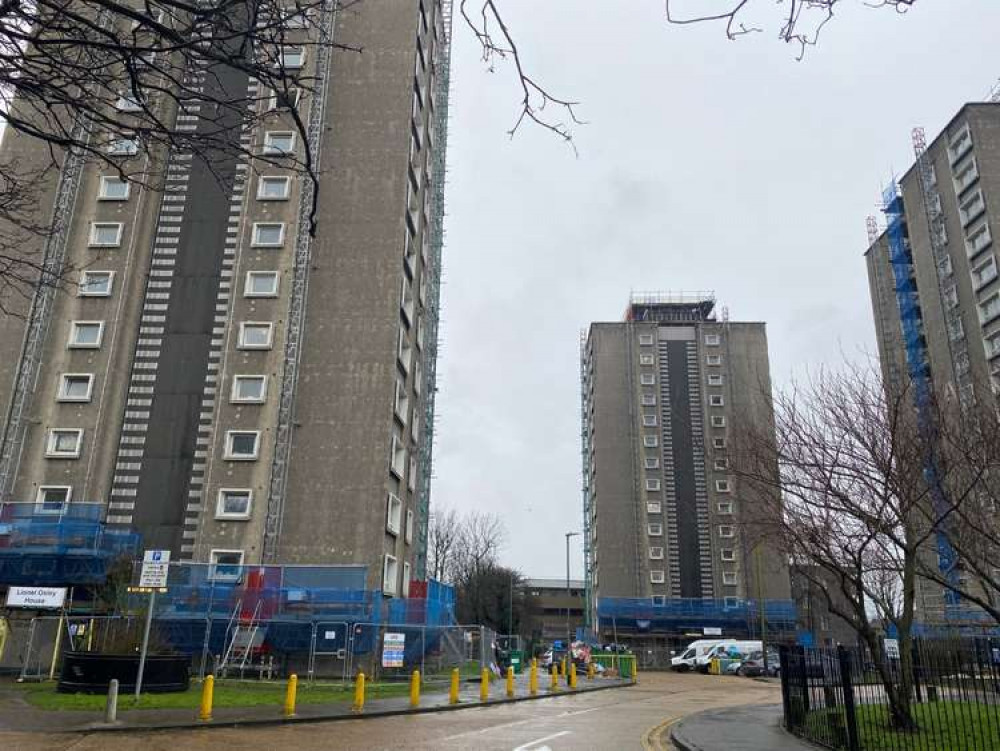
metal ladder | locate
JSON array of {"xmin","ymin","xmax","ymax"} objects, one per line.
[{"xmin": 219, "ymin": 599, "xmax": 263, "ymax": 677}]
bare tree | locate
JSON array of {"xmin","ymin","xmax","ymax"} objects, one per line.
[{"xmin": 427, "ymin": 506, "xmax": 462, "ymax": 583}]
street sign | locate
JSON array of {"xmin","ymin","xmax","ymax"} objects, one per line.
[
  {"xmin": 139, "ymin": 550, "xmax": 170, "ymax": 588},
  {"xmin": 382, "ymin": 632, "xmax": 406, "ymax": 668},
  {"xmin": 884, "ymin": 638, "xmax": 900, "ymax": 659},
  {"xmin": 703, "ymin": 627, "xmax": 723, "ymax": 636},
  {"xmin": 5, "ymin": 586, "xmax": 67, "ymax": 609}
]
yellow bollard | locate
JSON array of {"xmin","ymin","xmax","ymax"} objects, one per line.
[
  {"xmin": 199, "ymin": 675, "xmax": 214, "ymax": 721},
  {"xmin": 449, "ymin": 667, "xmax": 460, "ymax": 704},
  {"xmin": 284, "ymin": 673, "xmax": 298, "ymax": 717},
  {"xmin": 410, "ymin": 669, "xmax": 421, "ymax": 708},
  {"xmin": 529, "ymin": 663, "xmax": 538, "ymax": 695},
  {"xmin": 353, "ymin": 672, "xmax": 366, "ymax": 713},
  {"xmin": 550, "ymin": 665, "xmax": 559, "ymax": 691},
  {"xmin": 569, "ymin": 662, "xmax": 577, "ymax": 689},
  {"xmin": 506, "ymin": 666, "xmax": 515, "ymax": 698},
  {"xmin": 559, "ymin": 657, "xmax": 566, "ymax": 677},
  {"xmin": 587, "ymin": 662, "xmax": 595, "ymax": 680},
  {"xmin": 480, "ymin": 668, "xmax": 490, "ymax": 701},
  {"xmin": 633, "ymin": 656, "xmax": 639, "ymax": 684}
]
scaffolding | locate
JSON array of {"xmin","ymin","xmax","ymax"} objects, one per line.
[
  {"xmin": 624, "ymin": 291, "xmax": 716, "ymax": 323},
  {"xmin": 579, "ymin": 330, "xmax": 594, "ymax": 628},
  {"xmin": 414, "ymin": 0, "xmax": 454, "ymax": 578},
  {"xmin": 596, "ymin": 597, "xmax": 798, "ymax": 638}
]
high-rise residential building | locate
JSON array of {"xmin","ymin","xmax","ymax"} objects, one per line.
[
  {"xmin": 865, "ymin": 102, "xmax": 1000, "ymax": 620},
  {"xmin": 580, "ymin": 293, "xmax": 791, "ymax": 645},
  {"xmin": 0, "ymin": 0, "xmax": 453, "ymax": 595}
]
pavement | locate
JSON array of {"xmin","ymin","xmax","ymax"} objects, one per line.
[
  {"xmin": 0, "ymin": 671, "xmax": 788, "ymax": 750},
  {"xmin": 670, "ymin": 703, "xmax": 812, "ymax": 751}
]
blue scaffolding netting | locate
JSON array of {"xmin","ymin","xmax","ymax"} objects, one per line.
[
  {"xmin": 0, "ymin": 502, "xmax": 140, "ymax": 585},
  {"xmin": 596, "ymin": 597, "xmax": 797, "ymax": 635}
]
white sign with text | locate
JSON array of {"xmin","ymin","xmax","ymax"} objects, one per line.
[{"xmin": 6, "ymin": 586, "xmax": 67, "ymax": 609}]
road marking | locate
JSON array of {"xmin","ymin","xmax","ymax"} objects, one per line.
[
  {"xmin": 513, "ymin": 730, "xmax": 572, "ymax": 750},
  {"xmin": 640, "ymin": 716, "xmax": 679, "ymax": 751}
]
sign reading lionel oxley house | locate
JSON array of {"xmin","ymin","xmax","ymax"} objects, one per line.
[{"xmin": 5, "ymin": 586, "xmax": 67, "ymax": 609}]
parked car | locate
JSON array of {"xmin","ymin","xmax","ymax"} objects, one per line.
[{"xmin": 737, "ymin": 650, "xmax": 780, "ymax": 677}]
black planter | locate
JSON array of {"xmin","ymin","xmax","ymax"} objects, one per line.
[{"xmin": 58, "ymin": 652, "xmax": 190, "ymax": 693}]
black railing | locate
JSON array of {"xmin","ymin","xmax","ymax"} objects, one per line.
[{"xmin": 780, "ymin": 639, "xmax": 1000, "ymax": 750}]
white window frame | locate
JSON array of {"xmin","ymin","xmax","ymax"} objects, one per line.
[
  {"xmin": 224, "ymin": 430, "xmax": 261, "ymax": 460},
  {"xmin": 640, "ymin": 373, "xmax": 655, "ymax": 385},
  {"xmin": 711, "ymin": 416, "xmax": 727, "ymax": 428},
  {"xmin": 394, "ymin": 380, "xmax": 410, "ymax": 424},
  {"xmin": 638, "ymin": 333, "xmax": 654, "ymax": 346},
  {"xmin": 646, "ymin": 501, "xmax": 662, "ymax": 514},
  {"xmin": 647, "ymin": 523, "xmax": 663, "ymax": 537},
  {"xmin": 643, "ymin": 435, "xmax": 659, "ymax": 448},
  {"xmin": 57, "ymin": 373, "xmax": 94, "ymax": 403},
  {"xmin": 649, "ymin": 570, "xmax": 665, "ymax": 584},
  {"xmin": 263, "ymin": 131, "xmax": 296, "ymax": 155},
  {"xmin": 89, "ymin": 222, "xmax": 124, "ymax": 247},
  {"xmin": 68, "ymin": 321, "xmax": 105, "ymax": 349},
  {"xmin": 268, "ymin": 87, "xmax": 301, "ymax": 111},
  {"xmin": 209, "ymin": 549, "xmax": 245, "ymax": 581},
  {"xmin": 722, "ymin": 572, "xmax": 738, "ymax": 586},
  {"xmin": 706, "ymin": 354, "xmax": 722, "ymax": 366},
  {"xmin": 709, "ymin": 395, "xmax": 725, "ymax": 407},
  {"xmin": 405, "ymin": 509, "xmax": 414, "ymax": 544},
  {"xmin": 717, "ymin": 501, "xmax": 734, "ymax": 515},
  {"xmin": 238, "ymin": 321, "xmax": 274, "ymax": 350},
  {"xmin": 641, "ymin": 394, "xmax": 656, "ymax": 406},
  {"xmin": 649, "ymin": 546, "xmax": 664, "ymax": 560},
  {"xmin": 708, "ymin": 374, "xmax": 723, "ymax": 386},
  {"xmin": 713, "ymin": 437, "xmax": 727, "ymax": 449},
  {"xmin": 78, "ymin": 271, "xmax": 114, "ymax": 297},
  {"xmin": 115, "ymin": 92, "xmax": 142, "ymax": 111},
  {"xmin": 639, "ymin": 354, "xmax": 654, "ymax": 365},
  {"xmin": 719, "ymin": 525, "xmax": 735, "ymax": 538},
  {"xmin": 257, "ymin": 175, "xmax": 291, "ymax": 200},
  {"xmin": 97, "ymin": 175, "xmax": 130, "ymax": 200},
  {"xmin": 230, "ymin": 375, "xmax": 268, "ymax": 404},
  {"xmin": 45, "ymin": 428, "xmax": 83, "ymax": 458},
  {"xmin": 35, "ymin": 485, "xmax": 71, "ymax": 513},
  {"xmin": 716, "ymin": 480, "xmax": 732, "ymax": 493},
  {"xmin": 383, "ymin": 554, "xmax": 399, "ymax": 596},
  {"xmin": 704, "ymin": 334, "xmax": 721, "ymax": 346},
  {"xmin": 644, "ymin": 457, "xmax": 660, "ymax": 470},
  {"xmin": 251, "ymin": 222, "xmax": 286, "ymax": 247},
  {"xmin": 216, "ymin": 489, "xmax": 253, "ymax": 520},
  {"xmin": 390, "ymin": 435, "xmax": 407, "ymax": 478},
  {"xmin": 244, "ymin": 271, "xmax": 280, "ymax": 297},
  {"xmin": 724, "ymin": 596, "xmax": 740, "ymax": 608},
  {"xmin": 386, "ymin": 493, "xmax": 402, "ymax": 536},
  {"xmin": 106, "ymin": 137, "xmax": 139, "ymax": 156},
  {"xmin": 642, "ymin": 414, "xmax": 657, "ymax": 427},
  {"xmin": 973, "ymin": 255, "xmax": 999, "ymax": 290},
  {"xmin": 721, "ymin": 549, "xmax": 736, "ymax": 562},
  {"xmin": 402, "ymin": 562, "xmax": 411, "ymax": 596},
  {"xmin": 714, "ymin": 457, "xmax": 729, "ymax": 470},
  {"xmin": 280, "ymin": 46, "xmax": 305, "ymax": 69},
  {"xmin": 645, "ymin": 478, "xmax": 661, "ymax": 491}
]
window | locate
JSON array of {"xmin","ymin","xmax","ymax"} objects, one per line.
[
  {"xmin": 98, "ymin": 176, "xmax": 130, "ymax": 200},
  {"xmin": 645, "ymin": 478, "xmax": 661, "ymax": 491},
  {"xmin": 394, "ymin": 380, "xmax": 409, "ymax": 423},
  {"xmin": 46, "ymin": 428, "xmax": 83, "ymax": 458},
  {"xmin": 719, "ymin": 525, "xmax": 735, "ymax": 538},
  {"xmin": 231, "ymin": 375, "xmax": 267, "ymax": 403},
  {"xmin": 402, "ymin": 562, "xmax": 411, "ymax": 596},
  {"xmin": 397, "ymin": 328, "xmax": 413, "ymax": 373},
  {"xmin": 722, "ymin": 572, "xmax": 738, "ymax": 586},
  {"xmin": 650, "ymin": 570, "xmax": 665, "ymax": 584},
  {"xmin": 116, "ymin": 93, "xmax": 142, "ymax": 111},
  {"xmin": 224, "ymin": 431, "xmax": 260, "ymax": 460},
  {"xmin": 638, "ymin": 334, "xmax": 654, "ymax": 346},
  {"xmin": 954, "ymin": 157, "xmax": 980, "ymax": 194},
  {"xmin": 383, "ymin": 554, "xmax": 399, "ymax": 596},
  {"xmin": 245, "ymin": 271, "xmax": 279, "ymax": 297},
  {"xmin": 641, "ymin": 394, "xmax": 656, "ymax": 406},
  {"xmin": 78, "ymin": 271, "xmax": 113, "ymax": 297},
  {"xmin": 967, "ymin": 223, "xmax": 992, "ymax": 258},
  {"xmin": 642, "ymin": 414, "xmax": 657, "ymax": 427},
  {"xmin": 713, "ymin": 437, "xmax": 727, "ymax": 449},
  {"xmin": 281, "ymin": 8, "xmax": 310, "ymax": 28},
  {"xmin": 717, "ymin": 501, "xmax": 733, "ymax": 515},
  {"xmin": 646, "ymin": 501, "xmax": 662, "ymax": 514},
  {"xmin": 35, "ymin": 486, "xmax": 71, "ymax": 513},
  {"xmin": 980, "ymin": 292, "xmax": 1000, "ymax": 324},
  {"xmin": 407, "ymin": 456, "xmax": 417, "ymax": 492},
  {"xmin": 711, "ymin": 416, "xmax": 727, "ymax": 428},
  {"xmin": 216, "ymin": 489, "xmax": 252, "ymax": 519},
  {"xmin": 263, "ymin": 131, "xmax": 295, "ymax": 155},
  {"xmin": 390, "ymin": 434, "xmax": 407, "ymax": 478},
  {"xmin": 252, "ymin": 222, "xmax": 285, "ymax": 247},
  {"xmin": 649, "ymin": 546, "xmax": 664, "ymax": 559},
  {"xmin": 709, "ymin": 395, "xmax": 724, "ymax": 407},
  {"xmin": 640, "ymin": 373, "xmax": 655, "ymax": 385},
  {"xmin": 948, "ymin": 123, "xmax": 973, "ymax": 165},
  {"xmin": 721, "ymin": 549, "xmax": 736, "ymax": 562},
  {"xmin": 257, "ymin": 175, "xmax": 291, "ymax": 200},
  {"xmin": 107, "ymin": 137, "xmax": 138, "ymax": 156},
  {"xmin": 706, "ymin": 354, "xmax": 722, "ymax": 366},
  {"xmin": 639, "ymin": 354, "xmax": 654, "ymax": 365},
  {"xmin": 987, "ymin": 331, "xmax": 1000, "ymax": 359},
  {"xmin": 724, "ymin": 596, "xmax": 740, "ymax": 608},
  {"xmin": 644, "ymin": 457, "xmax": 660, "ymax": 469},
  {"xmin": 405, "ymin": 509, "xmax": 414, "ymax": 544},
  {"xmin": 643, "ymin": 435, "xmax": 659, "ymax": 448},
  {"xmin": 714, "ymin": 457, "xmax": 729, "ymax": 470},
  {"xmin": 268, "ymin": 87, "xmax": 301, "ymax": 111},
  {"xmin": 58, "ymin": 374, "xmax": 94, "ymax": 402},
  {"xmin": 716, "ymin": 480, "xmax": 732, "ymax": 493},
  {"xmin": 944, "ymin": 285, "xmax": 959, "ymax": 309},
  {"xmin": 960, "ymin": 190, "xmax": 986, "ymax": 227},
  {"xmin": 280, "ymin": 47, "xmax": 305, "ymax": 69},
  {"xmin": 973, "ymin": 256, "xmax": 998, "ymax": 289},
  {"xmin": 238, "ymin": 322, "xmax": 274, "ymax": 350},
  {"xmin": 704, "ymin": 334, "xmax": 720, "ymax": 346},
  {"xmin": 89, "ymin": 222, "xmax": 123, "ymax": 247},
  {"xmin": 68, "ymin": 321, "xmax": 104, "ymax": 349},
  {"xmin": 386, "ymin": 493, "xmax": 402, "ymax": 535},
  {"xmin": 708, "ymin": 374, "xmax": 723, "ymax": 386},
  {"xmin": 647, "ymin": 523, "xmax": 663, "ymax": 536},
  {"xmin": 209, "ymin": 550, "xmax": 244, "ymax": 581}
]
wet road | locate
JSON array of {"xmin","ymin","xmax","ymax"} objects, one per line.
[{"xmin": 1, "ymin": 672, "xmax": 780, "ymax": 751}]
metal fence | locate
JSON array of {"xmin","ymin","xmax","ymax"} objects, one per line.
[{"xmin": 780, "ymin": 639, "xmax": 1000, "ymax": 751}]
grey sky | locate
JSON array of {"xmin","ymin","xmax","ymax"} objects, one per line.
[{"xmin": 431, "ymin": 0, "xmax": 1000, "ymax": 581}]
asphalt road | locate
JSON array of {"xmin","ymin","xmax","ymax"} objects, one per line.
[{"xmin": 0, "ymin": 672, "xmax": 780, "ymax": 751}]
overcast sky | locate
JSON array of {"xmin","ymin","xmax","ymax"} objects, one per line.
[{"xmin": 430, "ymin": 0, "xmax": 1000, "ymax": 581}]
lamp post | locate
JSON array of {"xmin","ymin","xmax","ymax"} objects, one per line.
[{"xmin": 565, "ymin": 531, "xmax": 580, "ymax": 665}]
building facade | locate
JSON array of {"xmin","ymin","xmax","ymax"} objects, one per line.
[
  {"xmin": 521, "ymin": 577, "xmax": 586, "ymax": 645},
  {"xmin": 0, "ymin": 0, "xmax": 453, "ymax": 595},
  {"xmin": 865, "ymin": 103, "xmax": 1000, "ymax": 621},
  {"xmin": 581, "ymin": 293, "xmax": 790, "ymax": 638}
]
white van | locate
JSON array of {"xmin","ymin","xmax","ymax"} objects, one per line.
[
  {"xmin": 694, "ymin": 640, "xmax": 763, "ymax": 673},
  {"xmin": 670, "ymin": 639, "xmax": 722, "ymax": 672}
]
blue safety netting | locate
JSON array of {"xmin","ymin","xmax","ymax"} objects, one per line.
[{"xmin": 597, "ymin": 597, "xmax": 798, "ymax": 635}]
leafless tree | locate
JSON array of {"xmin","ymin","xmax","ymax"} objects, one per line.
[
  {"xmin": 665, "ymin": 0, "xmax": 917, "ymax": 58},
  {"xmin": 427, "ymin": 506, "xmax": 462, "ymax": 583}
]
